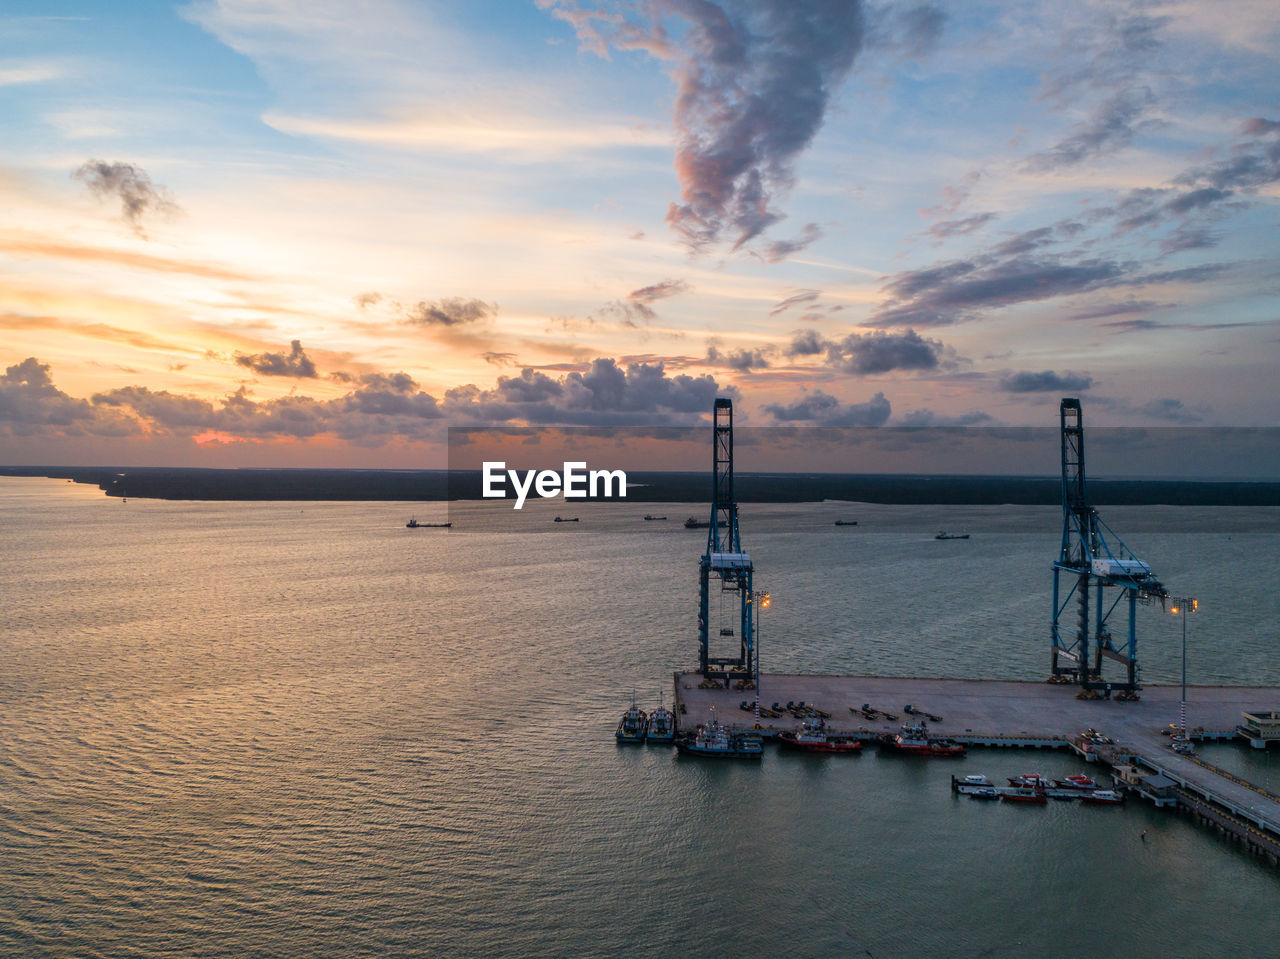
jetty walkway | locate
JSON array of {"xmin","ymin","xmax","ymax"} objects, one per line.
[{"xmin": 674, "ymin": 674, "xmax": 1280, "ymax": 861}]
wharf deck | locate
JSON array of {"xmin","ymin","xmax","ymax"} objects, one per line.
[{"xmin": 674, "ymin": 673, "xmax": 1280, "ymax": 840}]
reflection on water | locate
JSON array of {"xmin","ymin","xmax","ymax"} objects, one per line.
[{"xmin": 1, "ymin": 479, "xmax": 1278, "ymax": 957}]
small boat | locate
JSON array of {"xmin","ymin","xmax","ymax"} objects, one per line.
[
  {"xmin": 935, "ymin": 531, "xmax": 970, "ymax": 540},
  {"xmin": 1008, "ymin": 773, "xmax": 1053, "ymax": 789},
  {"xmin": 406, "ymin": 518, "xmax": 451, "ymax": 528},
  {"xmin": 834, "ymin": 520, "xmax": 858, "ymax": 526},
  {"xmin": 879, "ymin": 720, "xmax": 965, "ymax": 757},
  {"xmin": 1055, "ymin": 774, "xmax": 1098, "ymax": 790},
  {"xmin": 646, "ymin": 694, "xmax": 676, "ymax": 744},
  {"xmin": 554, "ymin": 516, "xmax": 579, "ymax": 523},
  {"xmin": 684, "ymin": 516, "xmax": 710, "ymax": 529},
  {"xmin": 1081, "ymin": 789, "xmax": 1125, "ymax": 805},
  {"xmin": 1002, "ymin": 786, "xmax": 1048, "ymax": 804},
  {"xmin": 676, "ymin": 710, "xmax": 762, "ymax": 759},
  {"xmin": 778, "ymin": 717, "xmax": 863, "ymax": 754},
  {"xmin": 615, "ymin": 697, "xmax": 647, "ymax": 744},
  {"xmin": 643, "ymin": 515, "xmax": 668, "ymax": 521},
  {"xmin": 952, "ymin": 774, "xmax": 995, "ymax": 795},
  {"xmin": 968, "ymin": 786, "xmax": 1000, "ymax": 799}
]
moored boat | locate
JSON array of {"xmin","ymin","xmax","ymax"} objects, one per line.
[
  {"xmin": 1008, "ymin": 773, "xmax": 1053, "ymax": 789},
  {"xmin": 1081, "ymin": 789, "xmax": 1125, "ymax": 805},
  {"xmin": 676, "ymin": 710, "xmax": 762, "ymax": 759},
  {"xmin": 879, "ymin": 720, "xmax": 965, "ymax": 757},
  {"xmin": 646, "ymin": 694, "xmax": 676, "ymax": 744},
  {"xmin": 778, "ymin": 717, "xmax": 863, "ymax": 754},
  {"xmin": 1055, "ymin": 774, "xmax": 1098, "ymax": 790},
  {"xmin": 1002, "ymin": 786, "xmax": 1048, "ymax": 804},
  {"xmin": 616, "ymin": 698, "xmax": 647, "ymax": 744}
]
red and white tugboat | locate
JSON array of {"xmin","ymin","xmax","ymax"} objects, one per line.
[
  {"xmin": 778, "ymin": 716, "xmax": 863, "ymax": 754},
  {"xmin": 1001, "ymin": 786, "xmax": 1048, "ymax": 804},
  {"xmin": 879, "ymin": 720, "xmax": 965, "ymax": 757}
]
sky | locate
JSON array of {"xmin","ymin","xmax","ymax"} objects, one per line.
[{"xmin": 1, "ymin": 0, "xmax": 1278, "ymax": 468}]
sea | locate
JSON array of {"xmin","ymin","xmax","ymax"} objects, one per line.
[{"xmin": 2, "ymin": 476, "xmax": 1279, "ymax": 958}]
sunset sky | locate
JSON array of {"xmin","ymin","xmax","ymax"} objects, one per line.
[{"xmin": 2, "ymin": 0, "xmax": 1278, "ymax": 467}]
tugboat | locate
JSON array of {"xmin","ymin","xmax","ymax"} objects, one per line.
[
  {"xmin": 879, "ymin": 720, "xmax": 965, "ymax": 757},
  {"xmin": 646, "ymin": 694, "xmax": 676, "ymax": 744},
  {"xmin": 684, "ymin": 516, "xmax": 710, "ymax": 529},
  {"xmin": 778, "ymin": 716, "xmax": 863, "ymax": 754},
  {"xmin": 676, "ymin": 709, "xmax": 762, "ymax": 759},
  {"xmin": 615, "ymin": 697, "xmax": 647, "ymax": 744}
]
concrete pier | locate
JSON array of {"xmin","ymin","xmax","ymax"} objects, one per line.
[{"xmin": 674, "ymin": 673, "xmax": 1280, "ymax": 859}]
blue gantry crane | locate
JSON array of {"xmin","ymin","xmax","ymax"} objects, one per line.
[
  {"xmin": 1051, "ymin": 398, "xmax": 1168, "ymax": 695},
  {"xmin": 697, "ymin": 398, "xmax": 755, "ymax": 681}
]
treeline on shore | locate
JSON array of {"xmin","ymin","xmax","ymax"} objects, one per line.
[{"xmin": 3, "ymin": 466, "xmax": 1279, "ymax": 506}]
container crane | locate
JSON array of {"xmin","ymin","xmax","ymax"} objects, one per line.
[
  {"xmin": 1050, "ymin": 398, "xmax": 1168, "ymax": 695},
  {"xmin": 697, "ymin": 398, "xmax": 755, "ymax": 682}
]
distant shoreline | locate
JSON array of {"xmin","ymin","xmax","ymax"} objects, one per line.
[{"xmin": 4, "ymin": 466, "xmax": 1279, "ymax": 506}]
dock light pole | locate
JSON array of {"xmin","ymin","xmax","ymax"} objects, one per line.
[
  {"xmin": 754, "ymin": 591, "xmax": 770, "ymax": 726},
  {"xmin": 1170, "ymin": 598, "xmax": 1197, "ymax": 740}
]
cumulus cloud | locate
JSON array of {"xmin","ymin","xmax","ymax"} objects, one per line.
[
  {"xmin": 787, "ymin": 328, "xmax": 948, "ymax": 374},
  {"xmin": 234, "ymin": 339, "xmax": 318, "ymax": 378},
  {"xmin": 764, "ymin": 389, "xmax": 891, "ymax": 427},
  {"xmin": 72, "ymin": 160, "xmax": 179, "ymax": 236},
  {"xmin": 998, "ymin": 370, "xmax": 1094, "ymax": 393},
  {"xmin": 706, "ymin": 343, "xmax": 770, "ymax": 372},
  {"xmin": 403, "ymin": 297, "xmax": 497, "ymax": 326}
]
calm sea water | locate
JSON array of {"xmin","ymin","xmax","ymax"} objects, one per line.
[{"xmin": 2, "ymin": 478, "xmax": 1278, "ymax": 958}]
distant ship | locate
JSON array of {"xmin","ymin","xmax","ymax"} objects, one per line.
[
  {"xmin": 684, "ymin": 517, "xmax": 709, "ymax": 529},
  {"xmin": 406, "ymin": 518, "xmax": 451, "ymax": 528},
  {"xmin": 935, "ymin": 531, "xmax": 969, "ymax": 540},
  {"xmin": 643, "ymin": 514, "xmax": 668, "ymax": 521},
  {"xmin": 834, "ymin": 520, "xmax": 858, "ymax": 526},
  {"xmin": 554, "ymin": 516, "xmax": 579, "ymax": 523}
]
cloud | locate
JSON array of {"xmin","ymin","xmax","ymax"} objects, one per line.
[
  {"xmin": 928, "ymin": 212, "xmax": 997, "ymax": 239},
  {"xmin": 234, "ymin": 339, "xmax": 318, "ymax": 378},
  {"xmin": 547, "ymin": 0, "xmax": 864, "ymax": 252},
  {"xmin": 0, "ymin": 235, "xmax": 249, "ymax": 281},
  {"xmin": 706, "ymin": 343, "xmax": 770, "ymax": 372},
  {"xmin": 355, "ymin": 291, "xmax": 382, "ymax": 308},
  {"xmin": 758, "ymin": 223, "xmax": 823, "ymax": 263},
  {"xmin": 72, "ymin": 160, "xmax": 179, "ymax": 236},
  {"xmin": 594, "ymin": 278, "xmax": 691, "ymax": 326},
  {"xmin": 1068, "ymin": 300, "xmax": 1166, "ymax": 322},
  {"xmin": 1025, "ymin": 90, "xmax": 1157, "ymax": 172},
  {"xmin": 895, "ymin": 408, "xmax": 994, "ymax": 426},
  {"xmin": 786, "ymin": 328, "xmax": 948, "ymax": 374},
  {"xmin": 446, "ymin": 357, "xmax": 728, "ymax": 425},
  {"xmin": 1134, "ymin": 397, "xmax": 1203, "ymax": 423},
  {"xmin": 764, "ymin": 389, "xmax": 891, "ymax": 426},
  {"xmin": 770, "ymin": 290, "xmax": 821, "ymax": 317},
  {"xmin": 403, "ymin": 297, "xmax": 497, "ymax": 326},
  {"xmin": 998, "ymin": 370, "xmax": 1094, "ymax": 393},
  {"xmin": 871, "ymin": 256, "xmax": 1127, "ymax": 327}
]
